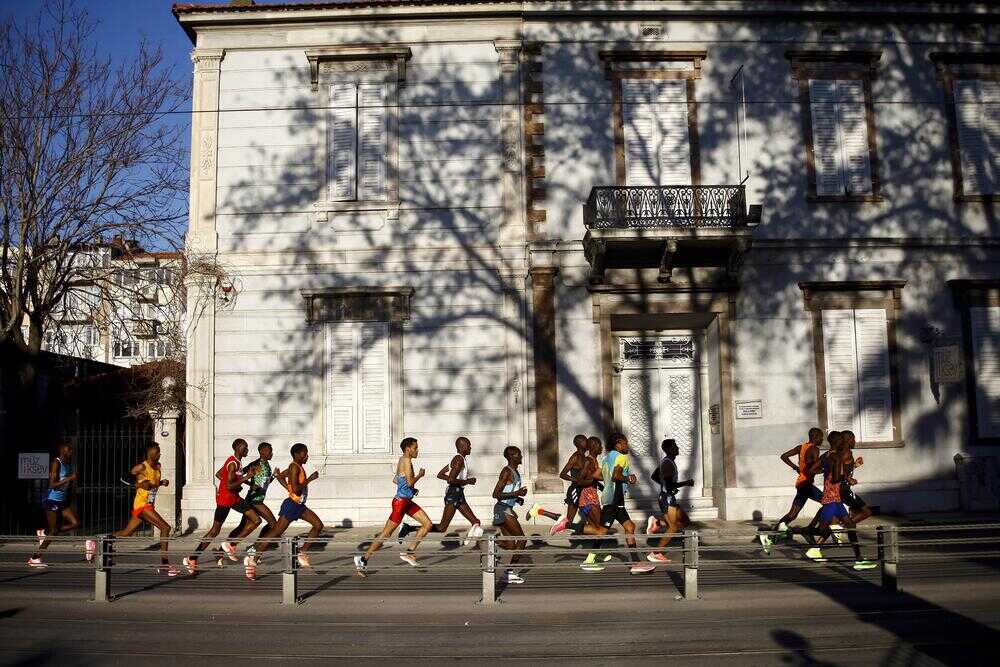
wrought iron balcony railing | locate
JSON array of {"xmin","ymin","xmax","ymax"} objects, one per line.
[{"xmin": 584, "ymin": 185, "xmax": 755, "ymax": 230}]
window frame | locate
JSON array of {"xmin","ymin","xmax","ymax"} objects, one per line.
[
  {"xmin": 949, "ymin": 279, "xmax": 1000, "ymax": 446},
  {"xmin": 930, "ymin": 52, "xmax": 1000, "ymax": 202},
  {"xmin": 800, "ymin": 280, "xmax": 906, "ymax": 448},
  {"xmin": 787, "ymin": 50, "xmax": 883, "ymax": 203},
  {"xmin": 598, "ymin": 50, "xmax": 706, "ymax": 187}
]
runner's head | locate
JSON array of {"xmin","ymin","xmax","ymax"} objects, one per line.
[
  {"xmin": 827, "ymin": 431, "xmax": 842, "ymax": 451},
  {"xmin": 400, "ymin": 437, "xmax": 419, "ymax": 458},
  {"xmin": 572, "ymin": 434, "xmax": 588, "ymax": 451},
  {"xmin": 146, "ymin": 443, "xmax": 160, "ymax": 463},
  {"xmin": 611, "ymin": 433, "xmax": 629, "ymax": 454},
  {"xmin": 808, "ymin": 427, "xmax": 824, "ymax": 446},
  {"xmin": 232, "ymin": 438, "xmax": 249, "ymax": 459},
  {"xmin": 587, "ymin": 436, "xmax": 602, "ymax": 456},
  {"xmin": 841, "ymin": 430, "xmax": 856, "ymax": 450},
  {"xmin": 290, "ymin": 442, "xmax": 308, "ymax": 464},
  {"xmin": 661, "ymin": 438, "xmax": 679, "ymax": 458},
  {"xmin": 455, "ymin": 436, "xmax": 471, "ymax": 456},
  {"xmin": 503, "ymin": 445, "xmax": 522, "ymax": 466},
  {"xmin": 56, "ymin": 440, "xmax": 73, "ymax": 461},
  {"xmin": 258, "ymin": 441, "xmax": 273, "ymax": 461}
]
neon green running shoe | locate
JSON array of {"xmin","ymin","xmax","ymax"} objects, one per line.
[
  {"xmin": 853, "ymin": 560, "xmax": 878, "ymax": 570},
  {"xmin": 805, "ymin": 547, "xmax": 826, "ymax": 562}
]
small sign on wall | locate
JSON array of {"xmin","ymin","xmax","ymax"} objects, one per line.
[
  {"xmin": 932, "ymin": 345, "xmax": 964, "ymax": 384},
  {"xmin": 708, "ymin": 403, "xmax": 721, "ymax": 434},
  {"xmin": 18, "ymin": 453, "xmax": 49, "ymax": 480},
  {"xmin": 735, "ymin": 399, "xmax": 764, "ymax": 419}
]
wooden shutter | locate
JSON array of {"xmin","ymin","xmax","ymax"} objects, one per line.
[
  {"xmin": 837, "ymin": 80, "xmax": 873, "ymax": 196},
  {"xmin": 809, "ymin": 79, "xmax": 845, "ymax": 196},
  {"xmin": 326, "ymin": 323, "xmax": 358, "ymax": 454},
  {"xmin": 357, "ymin": 83, "xmax": 388, "ymax": 200},
  {"xmin": 328, "ymin": 83, "xmax": 358, "ymax": 201},
  {"xmin": 854, "ymin": 309, "xmax": 894, "ymax": 442},
  {"xmin": 955, "ymin": 79, "xmax": 991, "ymax": 195},
  {"xmin": 622, "ymin": 80, "xmax": 657, "ymax": 185},
  {"xmin": 359, "ymin": 322, "xmax": 390, "ymax": 453},
  {"xmin": 655, "ymin": 80, "xmax": 692, "ymax": 186},
  {"xmin": 822, "ymin": 310, "xmax": 861, "ymax": 434},
  {"xmin": 983, "ymin": 80, "xmax": 1000, "ymax": 194},
  {"xmin": 970, "ymin": 306, "xmax": 1000, "ymax": 438}
]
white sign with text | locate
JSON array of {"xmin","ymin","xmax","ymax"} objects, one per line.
[{"xmin": 18, "ymin": 452, "xmax": 50, "ymax": 480}]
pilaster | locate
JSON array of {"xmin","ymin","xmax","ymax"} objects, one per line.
[{"xmin": 494, "ymin": 40, "xmax": 527, "ymax": 248}]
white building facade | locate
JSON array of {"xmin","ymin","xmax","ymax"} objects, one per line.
[{"xmin": 174, "ymin": 0, "xmax": 1000, "ymax": 526}]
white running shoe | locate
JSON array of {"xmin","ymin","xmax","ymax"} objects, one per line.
[
  {"xmin": 646, "ymin": 516, "xmax": 659, "ymax": 535},
  {"xmin": 353, "ymin": 555, "xmax": 367, "ymax": 573},
  {"xmin": 26, "ymin": 557, "xmax": 47, "ymax": 568},
  {"xmin": 462, "ymin": 524, "xmax": 480, "ymax": 547},
  {"xmin": 504, "ymin": 569, "xmax": 524, "ymax": 584},
  {"xmin": 399, "ymin": 552, "xmax": 419, "ymax": 567},
  {"xmin": 630, "ymin": 562, "xmax": 656, "ymax": 575},
  {"xmin": 244, "ymin": 556, "xmax": 257, "ymax": 581},
  {"xmin": 297, "ymin": 553, "xmax": 312, "ymax": 569},
  {"xmin": 221, "ymin": 541, "xmax": 238, "ymax": 561}
]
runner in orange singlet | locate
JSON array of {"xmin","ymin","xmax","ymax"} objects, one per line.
[{"xmin": 759, "ymin": 427, "xmax": 825, "ymax": 553}]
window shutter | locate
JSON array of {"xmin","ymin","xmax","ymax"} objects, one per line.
[
  {"xmin": 357, "ymin": 83, "xmax": 388, "ymax": 200},
  {"xmin": 837, "ymin": 80, "xmax": 873, "ymax": 195},
  {"xmin": 854, "ymin": 309, "xmax": 894, "ymax": 442},
  {"xmin": 983, "ymin": 80, "xmax": 1000, "ymax": 194},
  {"xmin": 328, "ymin": 83, "xmax": 358, "ymax": 201},
  {"xmin": 622, "ymin": 80, "xmax": 657, "ymax": 186},
  {"xmin": 359, "ymin": 322, "xmax": 390, "ymax": 453},
  {"xmin": 326, "ymin": 323, "xmax": 357, "ymax": 454},
  {"xmin": 955, "ymin": 79, "xmax": 992, "ymax": 195},
  {"xmin": 655, "ymin": 80, "xmax": 692, "ymax": 186},
  {"xmin": 970, "ymin": 306, "xmax": 1000, "ymax": 438},
  {"xmin": 822, "ymin": 310, "xmax": 861, "ymax": 435},
  {"xmin": 809, "ymin": 79, "xmax": 846, "ymax": 196}
]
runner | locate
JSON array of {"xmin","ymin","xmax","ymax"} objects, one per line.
[
  {"xmin": 550, "ymin": 434, "xmax": 589, "ymax": 534},
  {"xmin": 183, "ymin": 438, "xmax": 262, "ymax": 575},
  {"xmin": 596, "ymin": 434, "xmax": 655, "ymax": 575},
  {"xmin": 577, "ymin": 436, "xmax": 615, "ymax": 572},
  {"xmin": 646, "ymin": 439, "xmax": 694, "ymax": 563},
  {"xmin": 400, "ymin": 436, "xmax": 483, "ymax": 547},
  {"xmin": 839, "ymin": 430, "xmax": 877, "ymax": 570},
  {"xmin": 805, "ymin": 432, "xmax": 851, "ymax": 563},
  {"xmin": 244, "ymin": 443, "xmax": 322, "ymax": 580},
  {"xmin": 489, "ymin": 446, "xmax": 530, "ymax": 584},
  {"xmin": 227, "ymin": 442, "xmax": 287, "ymax": 566},
  {"xmin": 354, "ymin": 437, "xmax": 433, "ymax": 577},
  {"xmin": 759, "ymin": 427, "xmax": 825, "ymax": 554},
  {"xmin": 28, "ymin": 441, "xmax": 92, "ymax": 567},
  {"xmin": 111, "ymin": 443, "xmax": 177, "ymax": 576}
]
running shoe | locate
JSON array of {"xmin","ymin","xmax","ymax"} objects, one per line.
[
  {"xmin": 853, "ymin": 560, "xmax": 878, "ymax": 570},
  {"xmin": 221, "ymin": 541, "xmax": 239, "ymax": 561},
  {"xmin": 84, "ymin": 539, "xmax": 97, "ymax": 562},
  {"xmin": 832, "ymin": 530, "xmax": 846, "ymax": 545},
  {"xmin": 629, "ymin": 562, "xmax": 656, "ymax": 575},
  {"xmin": 526, "ymin": 502, "xmax": 545, "ymax": 522},
  {"xmin": 504, "ymin": 569, "xmax": 525, "ymax": 584},
  {"xmin": 397, "ymin": 523, "xmax": 415, "ymax": 543},
  {"xmin": 216, "ymin": 555, "xmax": 226, "ymax": 568},
  {"xmin": 244, "ymin": 555, "xmax": 257, "ymax": 581},
  {"xmin": 805, "ymin": 547, "xmax": 826, "ymax": 562},
  {"xmin": 758, "ymin": 533, "xmax": 773, "ymax": 555},
  {"xmin": 399, "ymin": 552, "xmax": 419, "ymax": 567},
  {"xmin": 580, "ymin": 553, "xmax": 605, "ymax": 572},
  {"xmin": 549, "ymin": 517, "xmax": 569, "ymax": 535},
  {"xmin": 645, "ymin": 515, "xmax": 659, "ymax": 535},
  {"xmin": 182, "ymin": 556, "xmax": 198, "ymax": 575},
  {"xmin": 164, "ymin": 565, "xmax": 181, "ymax": 577},
  {"xmin": 646, "ymin": 551, "xmax": 671, "ymax": 563},
  {"xmin": 296, "ymin": 553, "xmax": 312, "ymax": 569},
  {"xmin": 36, "ymin": 529, "xmax": 46, "ymax": 547},
  {"xmin": 462, "ymin": 523, "xmax": 481, "ymax": 547},
  {"xmin": 353, "ymin": 555, "xmax": 368, "ymax": 574},
  {"xmin": 26, "ymin": 557, "xmax": 47, "ymax": 568}
]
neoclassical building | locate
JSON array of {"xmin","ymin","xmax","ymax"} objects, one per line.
[{"xmin": 173, "ymin": 0, "xmax": 1000, "ymax": 526}]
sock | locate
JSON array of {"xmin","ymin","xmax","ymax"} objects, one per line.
[{"xmin": 848, "ymin": 530, "xmax": 861, "ymax": 560}]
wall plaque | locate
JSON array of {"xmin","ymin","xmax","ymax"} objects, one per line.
[{"xmin": 735, "ymin": 399, "xmax": 764, "ymax": 419}]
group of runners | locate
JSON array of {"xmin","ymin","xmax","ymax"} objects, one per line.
[{"xmin": 27, "ymin": 426, "xmax": 877, "ymax": 577}]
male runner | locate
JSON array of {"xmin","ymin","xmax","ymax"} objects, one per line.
[
  {"xmin": 226, "ymin": 442, "xmax": 287, "ymax": 566},
  {"xmin": 759, "ymin": 427, "xmax": 825, "ymax": 554},
  {"xmin": 183, "ymin": 438, "xmax": 262, "ymax": 574},
  {"xmin": 490, "ymin": 446, "xmax": 530, "ymax": 584},
  {"xmin": 400, "ymin": 436, "xmax": 483, "ymax": 546},
  {"xmin": 244, "ymin": 443, "xmax": 322, "ymax": 580},
  {"xmin": 839, "ymin": 430, "xmax": 877, "ymax": 570},
  {"xmin": 354, "ymin": 437, "xmax": 433, "ymax": 576},
  {"xmin": 577, "ymin": 437, "xmax": 615, "ymax": 572},
  {"xmin": 646, "ymin": 439, "xmax": 694, "ymax": 563},
  {"xmin": 111, "ymin": 443, "xmax": 177, "ymax": 576},
  {"xmin": 805, "ymin": 432, "xmax": 851, "ymax": 562},
  {"xmin": 29, "ymin": 441, "xmax": 91, "ymax": 567},
  {"xmin": 550, "ymin": 434, "xmax": 589, "ymax": 534},
  {"xmin": 596, "ymin": 434, "xmax": 655, "ymax": 574}
]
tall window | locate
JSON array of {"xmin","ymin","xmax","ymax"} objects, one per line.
[
  {"xmin": 954, "ymin": 79, "xmax": 1000, "ymax": 196},
  {"xmin": 621, "ymin": 79, "xmax": 692, "ymax": 186},
  {"xmin": 328, "ymin": 82, "xmax": 388, "ymax": 201},
  {"xmin": 114, "ymin": 338, "xmax": 139, "ymax": 358},
  {"xmin": 808, "ymin": 79, "xmax": 873, "ymax": 197},
  {"xmin": 326, "ymin": 322, "xmax": 391, "ymax": 454}
]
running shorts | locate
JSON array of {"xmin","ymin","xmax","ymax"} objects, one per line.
[
  {"xmin": 213, "ymin": 498, "xmax": 255, "ymax": 524},
  {"xmin": 818, "ymin": 502, "xmax": 849, "ymax": 524},
  {"xmin": 42, "ymin": 499, "xmax": 69, "ymax": 513},
  {"xmin": 658, "ymin": 491, "xmax": 679, "ymax": 514},
  {"xmin": 131, "ymin": 503, "xmax": 154, "ymax": 518},
  {"xmin": 389, "ymin": 497, "xmax": 422, "ymax": 523},
  {"xmin": 579, "ymin": 486, "xmax": 600, "ymax": 510},
  {"xmin": 599, "ymin": 504, "xmax": 630, "ymax": 529},
  {"xmin": 565, "ymin": 484, "xmax": 582, "ymax": 507},
  {"xmin": 492, "ymin": 502, "xmax": 517, "ymax": 526},
  {"xmin": 792, "ymin": 483, "xmax": 823, "ymax": 508},
  {"xmin": 443, "ymin": 485, "xmax": 466, "ymax": 508},
  {"xmin": 839, "ymin": 483, "xmax": 867, "ymax": 513},
  {"xmin": 279, "ymin": 498, "xmax": 307, "ymax": 522}
]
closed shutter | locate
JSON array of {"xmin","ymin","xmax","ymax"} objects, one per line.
[
  {"xmin": 822, "ymin": 310, "xmax": 861, "ymax": 435},
  {"xmin": 983, "ymin": 81, "xmax": 1000, "ymax": 194},
  {"xmin": 970, "ymin": 306, "xmax": 1000, "ymax": 438},
  {"xmin": 655, "ymin": 80, "xmax": 692, "ymax": 186},
  {"xmin": 837, "ymin": 80, "xmax": 873, "ymax": 196},
  {"xmin": 809, "ymin": 79, "xmax": 845, "ymax": 196},
  {"xmin": 956, "ymin": 79, "xmax": 1000, "ymax": 196},
  {"xmin": 622, "ymin": 80, "xmax": 657, "ymax": 185},
  {"xmin": 359, "ymin": 322, "xmax": 390, "ymax": 453},
  {"xmin": 854, "ymin": 309, "xmax": 894, "ymax": 442},
  {"xmin": 622, "ymin": 79, "xmax": 691, "ymax": 186},
  {"xmin": 326, "ymin": 323, "xmax": 357, "ymax": 454},
  {"xmin": 328, "ymin": 83, "xmax": 358, "ymax": 201},
  {"xmin": 357, "ymin": 83, "xmax": 388, "ymax": 200}
]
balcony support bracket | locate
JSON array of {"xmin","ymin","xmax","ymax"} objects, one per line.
[
  {"xmin": 657, "ymin": 240, "xmax": 679, "ymax": 284},
  {"xmin": 584, "ymin": 237, "xmax": 607, "ymax": 285}
]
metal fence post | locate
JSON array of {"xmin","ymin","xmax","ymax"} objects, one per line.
[
  {"xmin": 480, "ymin": 533, "xmax": 497, "ymax": 606},
  {"xmin": 683, "ymin": 531, "xmax": 699, "ymax": 601},
  {"xmin": 281, "ymin": 537, "xmax": 298, "ymax": 605},
  {"xmin": 94, "ymin": 536, "xmax": 110, "ymax": 603},
  {"xmin": 879, "ymin": 525, "xmax": 900, "ymax": 593}
]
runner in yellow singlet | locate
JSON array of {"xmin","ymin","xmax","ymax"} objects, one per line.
[{"xmin": 112, "ymin": 444, "xmax": 177, "ymax": 576}]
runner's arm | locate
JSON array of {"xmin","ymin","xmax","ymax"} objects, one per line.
[
  {"xmin": 445, "ymin": 455, "xmax": 472, "ymax": 486},
  {"xmin": 558, "ymin": 454, "xmax": 578, "ymax": 482},
  {"xmin": 48, "ymin": 459, "xmax": 72, "ymax": 489},
  {"xmin": 779, "ymin": 446, "xmax": 800, "ymax": 472},
  {"xmin": 129, "ymin": 462, "xmax": 145, "ymax": 477},
  {"xmin": 224, "ymin": 461, "xmax": 242, "ymax": 491},
  {"xmin": 492, "ymin": 468, "xmax": 525, "ymax": 500}
]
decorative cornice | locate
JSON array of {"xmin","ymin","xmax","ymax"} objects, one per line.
[
  {"xmin": 300, "ymin": 286, "xmax": 414, "ymax": 323},
  {"xmin": 599, "ymin": 49, "xmax": 707, "ymax": 80},
  {"xmin": 786, "ymin": 49, "xmax": 882, "ymax": 79},
  {"xmin": 191, "ymin": 48, "xmax": 225, "ymax": 72},
  {"xmin": 305, "ymin": 46, "xmax": 412, "ymax": 90}
]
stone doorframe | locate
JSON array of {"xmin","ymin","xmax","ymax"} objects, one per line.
[{"xmin": 590, "ymin": 286, "xmax": 739, "ymax": 487}]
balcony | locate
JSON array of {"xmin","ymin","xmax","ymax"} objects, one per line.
[
  {"xmin": 130, "ymin": 318, "xmax": 158, "ymax": 339},
  {"xmin": 582, "ymin": 185, "xmax": 761, "ymax": 285}
]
